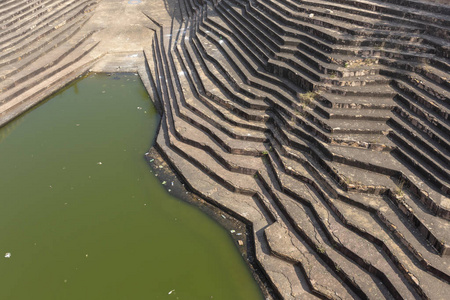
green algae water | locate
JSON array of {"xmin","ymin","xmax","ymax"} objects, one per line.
[{"xmin": 0, "ymin": 73, "xmax": 263, "ymax": 300}]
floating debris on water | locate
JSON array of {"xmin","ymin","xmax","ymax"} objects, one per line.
[
  {"xmin": 4, "ymin": 252, "xmax": 11, "ymax": 258},
  {"xmin": 168, "ymin": 289, "xmax": 175, "ymax": 295},
  {"xmin": 162, "ymin": 181, "xmax": 167, "ymax": 185},
  {"xmin": 137, "ymin": 106, "xmax": 142, "ymax": 110},
  {"xmin": 97, "ymin": 162, "xmax": 102, "ymax": 165}
]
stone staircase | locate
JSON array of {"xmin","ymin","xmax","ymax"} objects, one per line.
[
  {"xmin": 145, "ymin": 0, "xmax": 450, "ymax": 299},
  {"xmin": 2, "ymin": 0, "xmax": 448, "ymax": 298},
  {"xmin": 0, "ymin": 0, "xmax": 102, "ymax": 126}
]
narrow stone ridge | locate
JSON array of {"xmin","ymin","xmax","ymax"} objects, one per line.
[
  {"xmin": 145, "ymin": 0, "xmax": 450, "ymax": 299},
  {"xmin": 0, "ymin": 0, "xmax": 449, "ymax": 299}
]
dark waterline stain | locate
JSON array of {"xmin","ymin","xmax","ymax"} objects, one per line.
[{"xmin": 0, "ymin": 73, "xmax": 263, "ymax": 300}]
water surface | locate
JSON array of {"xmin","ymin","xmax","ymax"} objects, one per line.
[{"xmin": 0, "ymin": 73, "xmax": 263, "ymax": 300}]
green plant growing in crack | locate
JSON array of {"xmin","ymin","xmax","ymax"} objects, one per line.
[
  {"xmin": 335, "ymin": 264, "xmax": 341, "ymax": 272},
  {"xmin": 261, "ymin": 150, "xmax": 268, "ymax": 156},
  {"xmin": 316, "ymin": 245, "xmax": 326, "ymax": 254},
  {"xmin": 297, "ymin": 91, "xmax": 317, "ymax": 105},
  {"xmin": 395, "ymin": 178, "xmax": 406, "ymax": 197},
  {"xmin": 296, "ymin": 91, "xmax": 317, "ymax": 119}
]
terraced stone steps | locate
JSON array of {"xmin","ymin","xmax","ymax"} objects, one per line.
[
  {"xmin": 0, "ymin": 0, "xmax": 97, "ymax": 49},
  {"xmin": 0, "ymin": 12, "xmax": 98, "ymax": 102},
  {"xmin": 141, "ymin": 0, "xmax": 450, "ymax": 298},
  {"xmin": 0, "ymin": 0, "xmax": 101, "ymax": 127},
  {"xmin": 267, "ymin": 149, "xmax": 423, "ymax": 299},
  {"xmin": 268, "ymin": 136, "xmax": 450, "ymax": 297},
  {"xmin": 150, "ymin": 18, "xmax": 326, "ymax": 299},
  {"xmin": 270, "ymin": 110, "xmax": 450, "ymax": 270}
]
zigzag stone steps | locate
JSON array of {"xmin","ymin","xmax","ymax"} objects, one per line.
[
  {"xmin": 267, "ymin": 152, "xmax": 419, "ymax": 299},
  {"xmin": 326, "ymin": 144, "xmax": 450, "ymax": 219},
  {"xmin": 173, "ymin": 52, "xmax": 267, "ymax": 140},
  {"xmin": 171, "ymin": 40, "xmax": 268, "ymax": 143},
  {"xmin": 275, "ymin": 0, "xmax": 449, "ymax": 49},
  {"xmin": 388, "ymin": 115, "xmax": 450, "ymax": 167},
  {"xmin": 181, "ymin": 29, "xmax": 270, "ymax": 121},
  {"xmin": 268, "ymin": 139, "xmax": 428, "ymax": 295},
  {"xmin": 4, "ymin": 0, "xmax": 450, "ymax": 298},
  {"xmin": 200, "ymin": 14, "xmax": 305, "ymax": 97},
  {"xmin": 197, "ymin": 26, "xmax": 302, "ymax": 103},
  {"xmin": 174, "ymin": 44, "xmax": 268, "ymax": 131},
  {"xmin": 316, "ymin": 92, "xmax": 395, "ymax": 109},
  {"xmin": 154, "ymin": 21, "xmax": 344, "ymax": 300},
  {"xmin": 268, "ymin": 102, "xmax": 450, "ymax": 256},
  {"xmin": 219, "ymin": 1, "xmax": 393, "ymax": 89},
  {"xmin": 276, "ymin": 146, "xmax": 448, "ymax": 290}
]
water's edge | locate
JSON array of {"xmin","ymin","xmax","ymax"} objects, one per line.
[{"xmin": 146, "ymin": 147, "xmax": 274, "ymax": 299}]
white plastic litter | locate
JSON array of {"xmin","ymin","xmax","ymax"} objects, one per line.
[
  {"xmin": 168, "ymin": 289, "xmax": 175, "ymax": 294},
  {"xmin": 4, "ymin": 253, "xmax": 11, "ymax": 258},
  {"xmin": 308, "ymin": 13, "xmax": 314, "ymax": 18}
]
